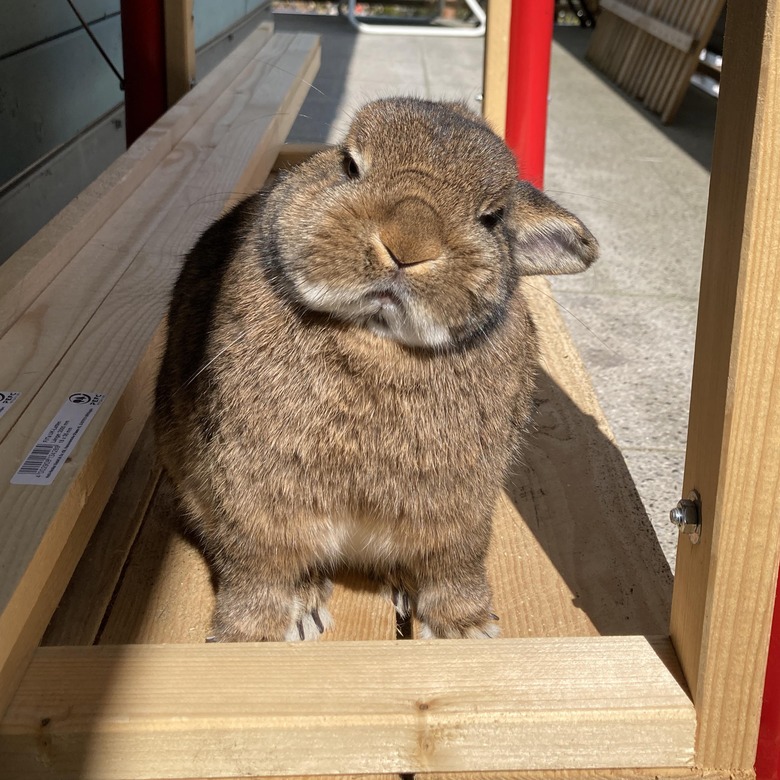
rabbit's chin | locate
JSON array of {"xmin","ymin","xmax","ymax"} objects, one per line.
[{"xmin": 295, "ymin": 279, "xmax": 451, "ymax": 350}]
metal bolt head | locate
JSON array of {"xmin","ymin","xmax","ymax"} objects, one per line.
[{"xmin": 670, "ymin": 493, "xmax": 701, "ymax": 544}]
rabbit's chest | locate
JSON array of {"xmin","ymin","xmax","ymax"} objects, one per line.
[{"xmin": 246, "ymin": 354, "xmax": 513, "ymax": 483}]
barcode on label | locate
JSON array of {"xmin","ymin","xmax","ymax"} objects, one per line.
[
  {"xmin": 11, "ymin": 392, "xmax": 105, "ymax": 486},
  {"xmin": 16, "ymin": 442, "xmax": 58, "ymax": 477}
]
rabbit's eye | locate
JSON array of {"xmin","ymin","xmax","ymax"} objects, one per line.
[
  {"xmin": 342, "ymin": 153, "xmax": 361, "ymax": 180},
  {"xmin": 480, "ymin": 208, "xmax": 504, "ymax": 229}
]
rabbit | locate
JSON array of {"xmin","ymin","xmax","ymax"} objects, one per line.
[{"xmin": 154, "ymin": 97, "xmax": 598, "ymax": 642}]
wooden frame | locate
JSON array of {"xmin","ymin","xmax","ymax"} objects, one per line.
[
  {"xmin": 1, "ymin": 2, "xmax": 780, "ymax": 778},
  {"xmin": 163, "ymin": 0, "xmax": 196, "ymax": 105}
]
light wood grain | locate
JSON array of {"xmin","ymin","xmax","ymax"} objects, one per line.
[
  {"xmin": 0, "ymin": 33, "xmax": 321, "ymax": 718},
  {"xmin": 272, "ymin": 142, "xmax": 333, "ymax": 170},
  {"xmin": 1, "ymin": 637, "xmax": 694, "ymax": 778},
  {"xmin": 599, "ymin": 0, "xmax": 694, "ymax": 52},
  {"xmin": 0, "ymin": 327, "xmax": 163, "ymax": 716},
  {"xmin": 164, "ymin": 0, "xmax": 196, "ymax": 106},
  {"xmin": 481, "ymin": 0, "xmax": 512, "ymax": 137},
  {"xmin": 670, "ymin": 0, "xmax": 780, "ymax": 769},
  {"xmin": 505, "ymin": 277, "xmax": 673, "ymax": 637},
  {"xmin": 0, "ymin": 30, "xmax": 310, "ymax": 447},
  {"xmin": 97, "ymin": 476, "xmax": 217, "ymax": 645},
  {"xmin": 0, "ymin": 22, "xmax": 273, "ymax": 342},
  {"xmin": 659, "ymin": 0, "xmax": 724, "ymax": 122},
  {"xmin": 41, "ymin": 423, "xmax": 160, "ymax": 647}
]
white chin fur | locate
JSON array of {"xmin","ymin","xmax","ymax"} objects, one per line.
[{"xmin": 295, "ymin": 280, "xmax": 451, "ymax": 349}]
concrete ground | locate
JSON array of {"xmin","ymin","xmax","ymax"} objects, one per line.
[{"xmin": 275, "ymin": 12, "xmax": 718, "ymax": 569}]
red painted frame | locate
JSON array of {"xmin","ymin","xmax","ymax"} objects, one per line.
[
  {"xmin": 120, "ymin": 0, "xmax": 168, "ymax": 146},
  {"xmin": 757, "ymin": 577, "xmax": 780, "ymax": 779},
  {"xmin": 504, "ymin": 0, "xmax": 554, "ymax": 188}
]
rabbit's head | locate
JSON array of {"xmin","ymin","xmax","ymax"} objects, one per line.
[{"xmin": 267, "ymin": 98, "xmax": 597, "ymax": 349}]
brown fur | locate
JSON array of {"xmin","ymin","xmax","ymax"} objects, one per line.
[{"xmin": 154, "ymin": 98, "xmax": 598, "ymax": 641}]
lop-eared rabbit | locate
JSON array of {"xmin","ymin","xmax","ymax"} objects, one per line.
[{"xmin": 155, "ymin": 98, "xmax": 597, "ymax": 642}]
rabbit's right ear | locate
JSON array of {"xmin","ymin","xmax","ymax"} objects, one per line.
[{"xmin": 509, "ymin": 181, "xmax": 599, "ymax": 276}]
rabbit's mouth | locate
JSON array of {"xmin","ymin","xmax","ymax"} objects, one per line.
[
  {"xmin": 366, "ymin": 288, "xmax": 403, "ymax": 310},
  {"xmin": 292, "ymin": 277, "xmax": 449, "ymax": 348},
  {"xmin": 362, "ymin": 287, "xmax": 450, "ymax": 350}
]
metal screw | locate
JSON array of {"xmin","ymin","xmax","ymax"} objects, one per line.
[{"xmin": 670, "ymin": 491, "xmax": 701, "ymax": 544}]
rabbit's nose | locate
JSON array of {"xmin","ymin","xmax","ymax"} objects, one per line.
[
  {"xmin": 378, "ymin": 198, "xmax": 444, "ymax": 268},
  {"xmin": 379, "ymin": 240, "xmax": 433, "ymax": 268}
]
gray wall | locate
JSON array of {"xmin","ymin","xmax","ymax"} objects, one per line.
[
  {"xmin": 194, "ymin": 0, "xmax": 270, "ymax": 48},
  {"xmin": 0, "ymin": 0, "xmax": 271, "ymax": 265},
  {"xmin": 0, "ymin": 0, "xmax": 124, "ymax": 187}
]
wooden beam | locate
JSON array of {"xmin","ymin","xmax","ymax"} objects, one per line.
[
  {"xmin": 1, "ymin": 637, "xmax": 694, "ymax": 778},
  {"xmin": 0, "ymin": 32, "xmax": 321, "ymax": 718},
  {"xmin": 164, "ymin": 0, "xmax": 196, "ymax": 105},
  {"xmin": 670, "ymin": 0, "xmax": 780, "ymax": 770},
  {"xmin": 41, "ymin": 422, "xmax": 159, "ymax": 647},
  {"xmin": 599, "ymin": 0, "xmax": 695, "ymax": 53},
  {"xmin": 272, "ymin": 142, "xmax": 333, "ymax": 170},
  {"xmin": 482, "ymin": 0, "xmax": 512, "ymax": 137}
]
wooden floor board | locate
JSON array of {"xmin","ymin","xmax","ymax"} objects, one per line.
[{"xmin": 1, "ymin": 637, "xmax": 694, "ymax": 779}]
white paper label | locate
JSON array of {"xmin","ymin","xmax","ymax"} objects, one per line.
[
  {"xmin": 11, "ymin": 393, "xmax": 105, "ymax": 485},
  {"xmin": 0, "ymin": 391, "xmax": 20, "ymax": 420}
]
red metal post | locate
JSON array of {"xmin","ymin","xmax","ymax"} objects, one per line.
[
  {"xmin": 504, "ymin": 0, "xmax": 555, "ymax": 188},
  {"xmin": 120, "ymin": 0, "xmax": 168, "ymax": 146},
  {"xmin": 757, "ymin": 576, "xmax": 780, "ymax": 779}
]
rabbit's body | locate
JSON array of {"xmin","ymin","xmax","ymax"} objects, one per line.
[{"xmin": 155, "ymin": 98, "xmax": 597, "ymax": 641}]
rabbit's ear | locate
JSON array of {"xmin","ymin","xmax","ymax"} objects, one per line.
[{"xmin": 509, "ymin": 181, "xmax": 598, "ymax": 276}]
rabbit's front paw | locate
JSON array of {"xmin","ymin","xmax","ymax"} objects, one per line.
[
  {"xmin": 209, "ymin": 576, "xmax": 334, "ymax": 642},
  {"xmin": 416, "ymin": 574, "xmax": 499, "ymax": 639},
  {"xmin": 284, "ymin": 604, "xmax": 334, "ymax": 641},
  {"xmin": 418, "ymin": 613, "xmax": 500, "ymax": 639}
]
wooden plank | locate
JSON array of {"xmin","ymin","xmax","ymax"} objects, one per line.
[
  {"xmin": 41, "ymin": 423, "xmax": 160, "ymax": 647},
  {"xmin": 644, "ymin": 0, "xmax": 702, "ymax": 113},
  {"xmin": 599, "ymin": 0, "xmax": 695, "ymax": 53},
  {"xmin": 0, "ymin": 22, "xmax": 273, "ymax": 342},
  {"xmin": 96, "ymin": 476, "xmax": 217, "ymax": 645},
  {"xmin": 635, "ymin": 0, "xmax": 684, "ymax": 104},
  {"xmin": 617, "ymin": 1, "xmax": 656, "ymax": 90},
  {"xmin": 659, "ymin": 2, "xmax": 725, "ymax": 122},
  {"xmin": 670, "ymin": 0, "xmax": 780, "ymax": 770},
  {"xmin": 481, "ymin": 0, "xmax": 511, "ymax": 137},
  {"xmin": 272, "ymin": 142, "xmax": 333, "ymax": 170},
  {"xmin": 0, "ymin": 326, "xmax": 162, "ymax": 715},
  {"xmin": 587, "ymin": 0, "xmax": 725, "ymax": 123},
  {"xmin": 164, "ymin": 0, "xmax": 196, "ymax": 106},
  {"xmin": 0, "ymin": 637, "xmax": 695, "ymax": 778},
  {"xmin": 0, "ymin": 33, "xmax": 321, "ymax": 718}
]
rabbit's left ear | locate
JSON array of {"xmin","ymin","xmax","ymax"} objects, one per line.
[{"xmin": 509, "ymin": 181, "xmax": 599, "ymax": 276}]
